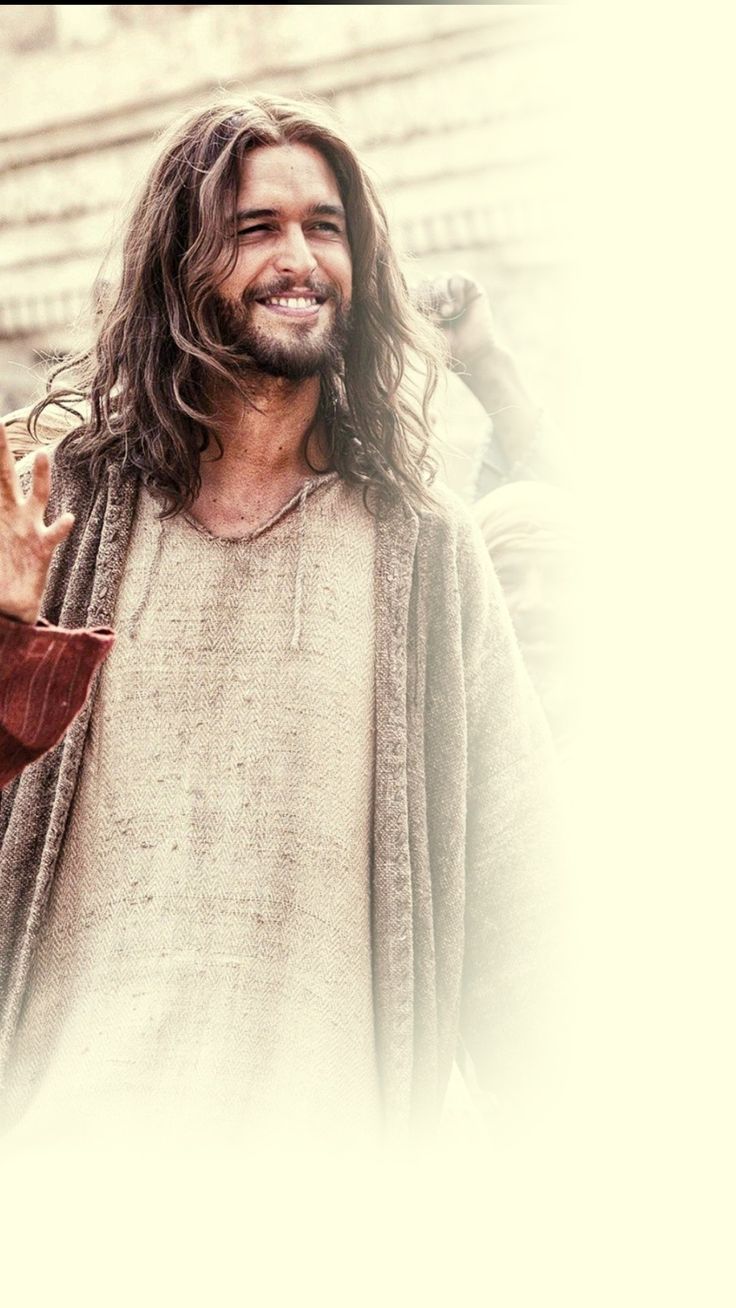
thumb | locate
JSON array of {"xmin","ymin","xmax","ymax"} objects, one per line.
[{"xmin": 449, "ymin": 272, "xmax": 486, "ymax": 309}]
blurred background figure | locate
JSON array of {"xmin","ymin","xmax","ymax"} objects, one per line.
[
  {"xmin": 414, "ymin": 272, "xmax": 567, "ymax": 502},
  {"xmin": 474, "ymin": 481, "xmax": 580, "ymax": 755}
]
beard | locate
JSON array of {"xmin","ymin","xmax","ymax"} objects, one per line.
[{"xmin": 211, "ymin": 279, "xmax": 352, "ymax": 382}]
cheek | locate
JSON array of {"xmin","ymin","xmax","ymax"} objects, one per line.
[
  {"xmin": 327, "ymin": 249, "xmax": 352, "ymax": 299},
  {"xmin": 219, "ymin": 250, "xmax": 267, "ymax": 300},
  {"xmin": 216, "ymin": 269, "xmax": 243, "ymax": 304}
]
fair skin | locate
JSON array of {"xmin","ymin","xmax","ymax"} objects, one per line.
[
  {"xmin": 0, "ymin": 142, "xmax": 352, "ymax": 615},
  {"xmin": 416, "ymin": 272, "xmax": 539, "ymax": 466},
  {"xmin": 0, "ymin": 420, "xmax": 75, "ymax": 624},
  {"xmin": 192, "ymin": 142, "xmax": 353, "ymax": 537}
]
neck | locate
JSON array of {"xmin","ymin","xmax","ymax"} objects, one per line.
[
  {"xmin": 200, "ymin": 374, "xmax": 328, "ymax": 491},
  {"xmin": 190, "ymin": 372, "xmax": 332, "ymax": 537}
]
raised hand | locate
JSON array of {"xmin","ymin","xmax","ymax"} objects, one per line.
[
  {"xmin": 413, "ymin": 273, "xmax": 541, "ymax": 463},
  {"xmin": 0, "ymin": 421, "xmax": 74, "ymax": 625},
  {"xmin": 413, "ymin": 272, "xmax": 498, "ymax": 375}
]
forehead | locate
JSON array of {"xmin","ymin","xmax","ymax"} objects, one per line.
[{"xmin": 236, "ymin": 142, "xmax": 342, "ymax": 210}]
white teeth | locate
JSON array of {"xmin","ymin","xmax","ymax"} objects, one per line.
[{"xmin": 266, "ymin": 296, "xmax": 318, "ymax": 308}]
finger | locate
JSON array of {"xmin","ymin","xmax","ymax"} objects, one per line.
[
  {"xmin": 429, "ymin": 272, "xmax": 470, "ymax": 319},
  {"xmin": 43, "ymin": 511, "xmax": 75, "ymax": 550},
  {"xmin": 429, "ymin": 273, "xmax": 456, "ymax": 311},
  {"xmin": 28, "ymin": 449, "xmax": 51, "ymax": 513},
  {"xmin": 0, "ymin": 421, "xmax": 22, "ymax": 503},
  {"xmin": 438, "ymin": 292, "xmax": 466, "ymax": 322},
  {"xmin": 447, "ymin": 272, "xmax": 471, "ymax": 300},
  {"xmin": 448, "ymin": 271, "xmax": 485, "ymax": 308}
]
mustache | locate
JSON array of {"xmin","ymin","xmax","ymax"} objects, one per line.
[{"xmin": 242, "ymin": 276, "xmax": 340, "ymax": 305}]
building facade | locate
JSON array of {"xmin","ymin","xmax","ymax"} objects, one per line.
[{"xmin": 0, "ymin": 4, "xmax": 571, "ymax": 426}]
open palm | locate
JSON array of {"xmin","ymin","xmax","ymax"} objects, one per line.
[{"xmin": 0, "ymin": 421, "xmax": 75, "ymax": 625}]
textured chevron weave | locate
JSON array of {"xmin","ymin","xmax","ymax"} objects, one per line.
[{"xmin": 4, "ymin": 476, "xmax": 382, "ymax": 1141}]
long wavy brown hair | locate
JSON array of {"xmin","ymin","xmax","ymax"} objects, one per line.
[{"xmin": 27, "ymin": 93, "xmax": 447, "ymax": 515}]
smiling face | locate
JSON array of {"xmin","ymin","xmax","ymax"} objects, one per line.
[{"xmin": 212, "ymin": 142, "xmax": 353, "ymax": 381}]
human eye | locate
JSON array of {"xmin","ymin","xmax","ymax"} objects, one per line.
[
  {"xmin": 310, "ymin": 221, "xmax": 342, "ymax": 235},
  {"xmin": 237, "ymin": 223, "xmax": 273, "ymax": 237}
]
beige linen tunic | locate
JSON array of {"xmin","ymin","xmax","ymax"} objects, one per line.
[{"xmin": 6, "ymin": 474, "xmax": 381, "ymax": 1143}]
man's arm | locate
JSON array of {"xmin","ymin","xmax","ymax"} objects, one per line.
[
  {"xmin": 0, "ymin": 613, "xmax": 114, "ymax": 787},
  {"xmin": 0, "ymin": 420, "xmax": 114, "ymax": 787},
  {"xmin": 416, "ymin": 273, "xmax": 565, "ymax": 493}
]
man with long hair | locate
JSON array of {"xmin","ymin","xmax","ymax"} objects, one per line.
[{"xmin": 0, "ymin": 94, "xmax": 559, "ymax": 1146}]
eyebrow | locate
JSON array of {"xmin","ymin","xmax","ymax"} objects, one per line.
[{"xmin": 235, "ymin": 203, "xmax": 346, "ymax": 223}]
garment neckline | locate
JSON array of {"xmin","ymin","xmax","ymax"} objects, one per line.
[{"xmin": 176, "ymin": 471, "xmax": 340, "ymax": 545}]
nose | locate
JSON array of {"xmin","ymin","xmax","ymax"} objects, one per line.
[{"xmin": 273, "ymin": 224, "xmax": 318, "ymax": 281}]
